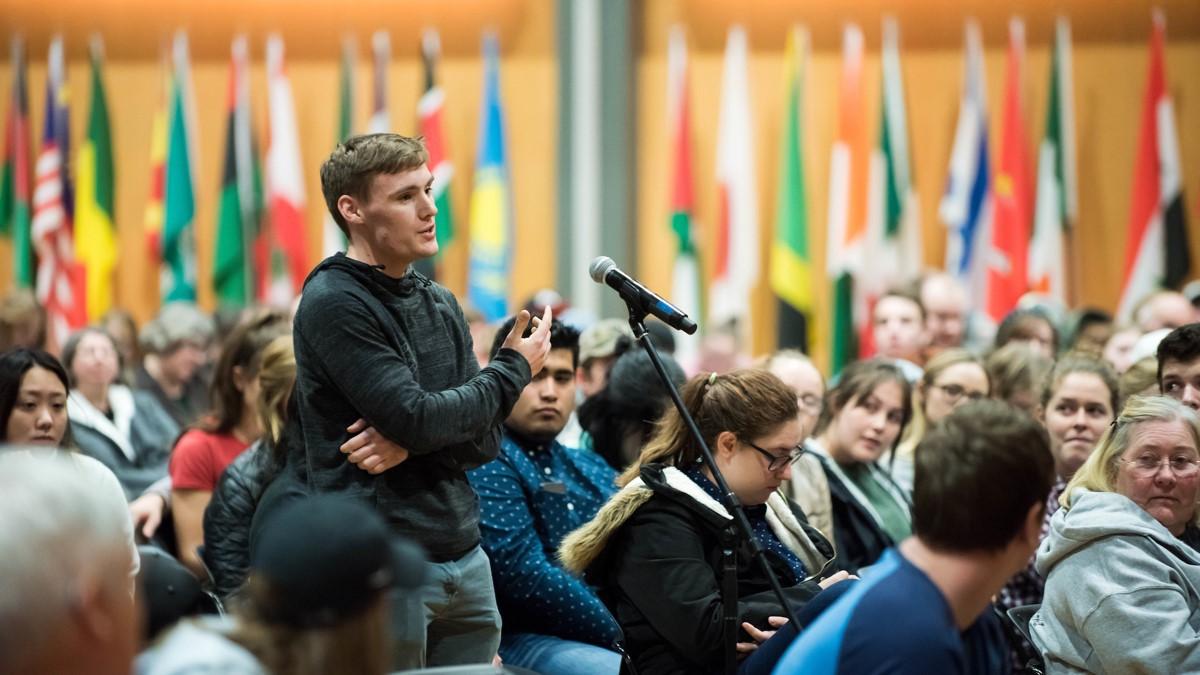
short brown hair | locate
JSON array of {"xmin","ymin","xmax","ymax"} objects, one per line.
[
  {"xmin": 914, "ymin": 399, "xmax": 1053, "ymax": 553},
  {"xmin": 320, "ymin": 134, "xmax": 429, "ymax": 236}
]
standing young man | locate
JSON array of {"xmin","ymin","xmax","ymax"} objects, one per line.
[{"xmin": 288, "ymin": 133, "xmax": 551, "ymax": 668}]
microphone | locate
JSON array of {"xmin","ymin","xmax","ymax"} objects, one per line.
[{"xmin": 589, "ymin": 256, "xmax": 698, "ymax": 335}]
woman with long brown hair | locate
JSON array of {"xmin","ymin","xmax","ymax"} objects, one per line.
[
  {"xmin": 168, "ymin": 309, "xmax": 289, "ymax": 578},
  {"xmin": 561, "ymin": 369, "xmax": 846, "ymax": 675}
]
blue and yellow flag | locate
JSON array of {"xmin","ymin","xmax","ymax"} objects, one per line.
[{"xmin": 467, "ymin": 34, "xmax": 512, "ymax": 322}]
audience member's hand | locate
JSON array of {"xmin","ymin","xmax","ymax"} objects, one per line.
[
  {"xmin": 736, "ymin": 615, "xmax": 788, "ymax": 656},
  {"xmin": 341, "ymin": 418, "xmax": 410, "ymax": 474},
  {"xmin": 818, "ymin": 570, "xmax": 856, "ymax": 589},
  {"xmin": 501, "ymin": 306, "xmax": 553, "ymax": 376},
  {"xmin": 128, "ymin": 492, "xmax": 166, "ymax": 540}
]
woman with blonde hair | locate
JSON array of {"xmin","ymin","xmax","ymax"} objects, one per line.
[
  {"xmin": 1031, "ymin": 396, "xmax": 1200, "ymax": 673},
  {"xmin": 560, "ymin": 369, "xmax": 845, "ymax": 674},
  {"xmin": 997, "ymin": 354, "xmax": 1119, "ymax": 668},
  {"xmin": 889, "ymin": 349, "xmax": 990, "ymax": 493}
]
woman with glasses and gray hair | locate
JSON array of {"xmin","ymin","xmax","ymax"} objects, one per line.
[{"xmin": 1031, "ymin": 395, "xmax": 1200, "ymax": 673}]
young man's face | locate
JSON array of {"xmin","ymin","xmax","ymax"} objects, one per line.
[
  {"xmin": 354, "ymin": 166, "xmax": 439, "ymax": 269},
  {"xmin": 506, "ymin": 348, "xmax": 577, "ymax": 441},
  {"xmin": 1162, "ymin": 357, "xmax": 1200, "ymax": 411},
  {"xmin": 873, "ymin": 296, "xmax": 927, "ymax": 361}
]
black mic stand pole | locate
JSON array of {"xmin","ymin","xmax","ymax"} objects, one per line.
[{"xmin": 624, "ymin": 305, "xmax": 802, "ymax": 675}]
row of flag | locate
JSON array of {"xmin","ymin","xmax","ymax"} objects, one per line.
[
  {"xmin": 1, "ymin": 28, "xmax": 516, "ymax": 347},
  {"xmin": 666, "ymin": 12, "xmax": 1191, "ymax": 374},
  {"xmin": 1, "ymin": 16, "xmax": 1192, "ymax": 362}
]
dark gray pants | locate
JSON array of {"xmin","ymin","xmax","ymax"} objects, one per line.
[{"xmin": 391, "ymin": 545, "xmax": 502, "ymax": 669}]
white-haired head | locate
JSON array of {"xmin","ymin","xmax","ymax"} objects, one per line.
[{"xmin": 0, "ymin": 451, "xmax": 137, "ymax": 674}]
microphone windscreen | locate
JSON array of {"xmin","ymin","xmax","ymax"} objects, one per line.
[{"xmin": 589, "ymin": 256, "xmax": 616, "ymax": 283}]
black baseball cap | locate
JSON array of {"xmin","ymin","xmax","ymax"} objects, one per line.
[{"xmin": 250, "ymin": 495, "xmax": 427, "ymax": 628}]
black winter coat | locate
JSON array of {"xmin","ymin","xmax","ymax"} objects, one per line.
[
  {"xmin": 203, "ymin": 441, "xmax": 273, "ymax": 598},
  {"xmin": 560, "ymin": 464, "xmax": 839, "ymax": 675}
]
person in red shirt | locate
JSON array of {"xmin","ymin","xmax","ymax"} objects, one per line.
[{"xmin": 170, "ymin": 309, "xmax": 290, "ymax": 578}]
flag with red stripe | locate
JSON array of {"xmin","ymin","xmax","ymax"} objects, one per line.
[{"xmin": 1117, "ymin": 11, "xmax": 1190, "ymax": 318}]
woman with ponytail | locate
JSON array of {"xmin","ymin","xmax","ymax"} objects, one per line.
[{"xmin": 560, "ymin": 369, "xmax": 848, "ymax": 675}]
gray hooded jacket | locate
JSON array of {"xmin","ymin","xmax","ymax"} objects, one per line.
[{"xmin": 1029, "ymin": 488, "xmax": 1200, "ymax": 674}]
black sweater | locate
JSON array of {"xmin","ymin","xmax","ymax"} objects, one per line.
[{"xmin": 286, "ymin": 254, "xmax": 531, "ymax": 561}]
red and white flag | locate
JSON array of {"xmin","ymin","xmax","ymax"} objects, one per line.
[
  {"xmin": 33, "ymin": 36, "xmax": 85, "ymax": 350},
  {"xmin": 262, "ymin": 35, "xmax": 309, "ymax": 306},
  {"xmin": 1117, "ymin": 11, "xmax": 1191, "ymax": 319},
  {"xmin": 710, "ymin": 26, "xmax": 759, "ymax": 337}
]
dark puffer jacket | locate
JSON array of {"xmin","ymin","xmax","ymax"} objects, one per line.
[
  {"xmin": 203, "ymin": 441, "xmax": 273, "ymax": 598},
  {"xmin": 560, "ymin": 463, "xmax": 840, "ymax": 675}
]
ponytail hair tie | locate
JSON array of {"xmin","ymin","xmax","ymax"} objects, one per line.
[{"xmin": 708, "ymin": 372, "xmax": 718, "ymax": 386}]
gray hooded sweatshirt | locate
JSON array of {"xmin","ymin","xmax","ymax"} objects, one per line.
[{"xmin": 1029, "ymin": 488, "xmax": 1200, "ymax": 674}]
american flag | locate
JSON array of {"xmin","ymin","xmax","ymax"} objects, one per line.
[{"xmin": 32, "ymin": 36, "xmax": 84, "ymax": 350}]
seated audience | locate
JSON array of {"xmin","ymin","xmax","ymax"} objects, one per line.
[
  {"xmin": 776, "ymin": 400, "xmax": 1054, "ymax": 674},
  {"xmin": 891, "ymin": 349, "xmax": 991, "ymax": 494},
  {"xmin": 1119, "ymin": 356, "xmax": 1161, "ymax": 404},
  {"xmin": 64, "ymin": 328, "xmax": 180, "ymax": 500},
  {"xmin": 561, "ymin": 369, "xmax": 844, "ymax": 675},
  {"xmin": 203, "ymin": 334, "xmax": 295, "ymax": 599},
  {"xmin": 871, "ymin": 287, "xmax": 928, "ymax": 380},
  {"xmin": 170, "ymin": 310, "xmax": 289, "ymax": 579},
  {"xmin": 578, "ymin": 337, "xmax": 686, "ymax": 471},
  {"xmin": 997, "ymin": 354, "xmax": 1118, "ymax": 667},
  {"xmin": 1066, "ymin": 308, "xmax": 1113, "ymax": 356},
  {"xmin": 1158, "ymin": 322, "xmax": 1200, "ymax": 411},
  {"xmin": 918, "ymin": 272, "xmax": 969, "ymax": 355},
  {"xmin": 1101, "ymin": 325, "xmax": 1141, "ymax": 374},
  {"xmin": 0, "ymin": 288, "xmax": 46, "ymax": 351},
  {"xmin": 468, "ymin": 316, "xmax": 621, "ymax": 674},
  {"xmin": 101, "ymin": 308, "xmax": 141, "ymax": 385},
  {"xmin": 995, "ymin": 308, "xmax": 1059, "ymax": 360},
  {"xmin": 807, "ymin": 359, "xmax": 913, "ymax": 572},
  {"xmin": 764, "ymin": 350, "xmax": 834, "ymax": 539},
  {"xmin": 577, "ymin": 319, "xmax": 634, "ymax": 400},
  {"xmin": 1133, "ymin": 289, "xmax": 1195, "ymax": 332},
  {"xmin": 136, "ymin": 302, "xmax": 214, "ymax": 428},
  {"xmin": 1031, "ymin": 396, "xmax": 1200, "ymax": 673},
  {"xmin": 140, "ymin": 495, "xmax": 426, "ymax": 675},
  {"xmin": 0, "ymin": 452, "xmax": 141, "ymax": 675},
  {"xmin": 985, "ymin": 342, "xmax": 1054, "ymax": 416},
  {"xmin": 0, "ymin": 348, "xmax": 140, "ymax": 581}
]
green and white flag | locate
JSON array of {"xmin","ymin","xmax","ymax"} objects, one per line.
[
  {"xmin": 1029, "ymin": 17, "xmax": 1076, "ymax": 303},
  {"xmin": 666, "ymin": 25, "xmax": 701, "ymax": 363}
]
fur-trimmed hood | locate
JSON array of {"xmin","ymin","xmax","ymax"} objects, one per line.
[{"xmin": 560, "ymin": 463, "xmax": 834, "ymax": 578}]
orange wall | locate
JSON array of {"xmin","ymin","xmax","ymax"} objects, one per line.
[{"xmin": 636, "ymin": 0, "xmax": 1200, "ymax": 366}]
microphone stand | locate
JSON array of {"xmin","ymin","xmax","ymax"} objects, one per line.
[{"xmin": 625, "ymin": 306, "xmax": 802, "ymax": 674}]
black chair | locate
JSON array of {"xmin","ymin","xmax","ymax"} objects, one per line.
[{"xmin": 1006, "ymin": 604, "xmax": 1045, "ymax": 675}]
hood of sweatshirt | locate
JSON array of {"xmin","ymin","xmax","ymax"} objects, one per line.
[
  {"xmin": 1036, "ymin": 488, "xmax": 1200, "ymax": 578},
  {"xmin": 303, "ymin": 252, "xmax": 431, "ymax": 299}
]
